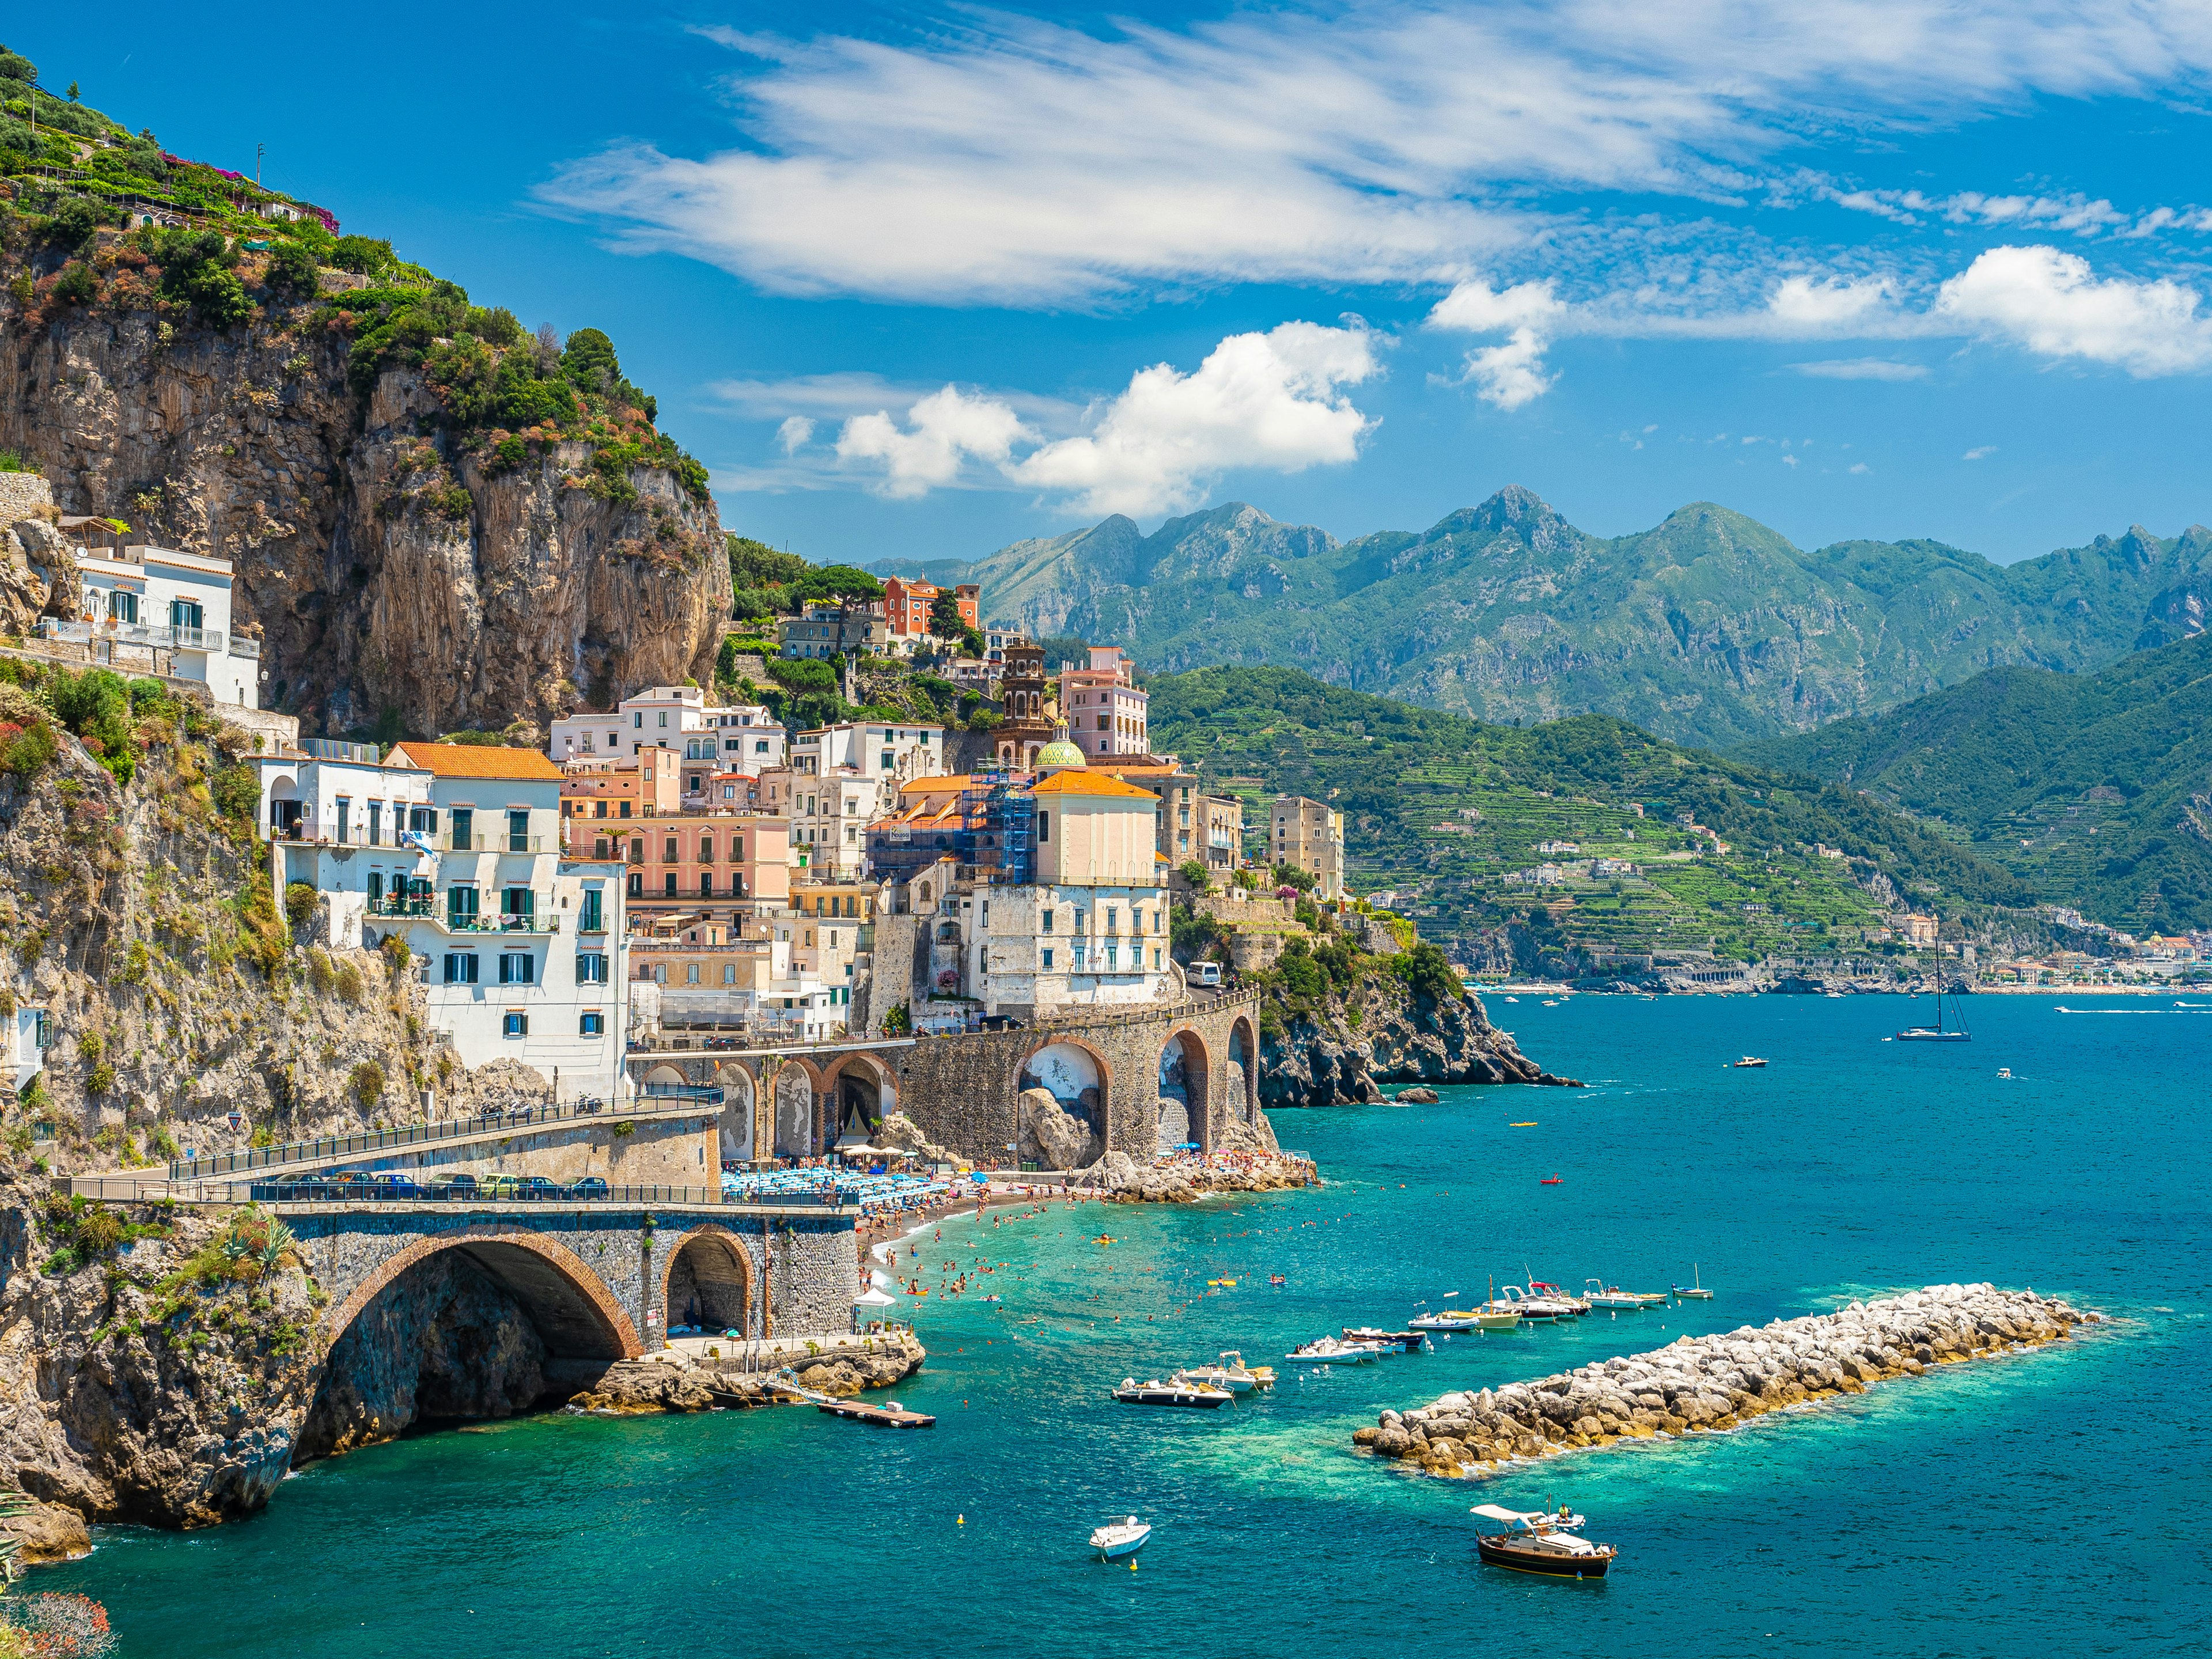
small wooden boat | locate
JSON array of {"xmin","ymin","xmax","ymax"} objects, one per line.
[
  {"xmin": 1343, "ymin": 1327, "xmax": 1430, "ymax": 1354},
  {"xmin": 1730, "ymin": 1055, "xmax": 1767, "ymax": 1069},
  {"xmin": 1470, "ymin": 1504, "xmax": 1617, "ymax": 1579},
  {"xmin": 1089, "ymin": 1516, "xmax": 1152, "ymax": 1559},
  {"xmin": 1672, "ymin": 1263, "xmax": 1715, "ymax": 1300},
  {"xmin": 1540, "ymin": 1175, "xmax": 1563, "ymax": 1185},
  {"xmin": 1286, "ymin": 1336, "xmax": 1374, "ymax": 1365},
  {"xmin": 1114, "ymin": 1376, "xmax": 1233, "ymax": 1408}
]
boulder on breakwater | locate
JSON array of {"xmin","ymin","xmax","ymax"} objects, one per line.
[
  {"xmin": 552, "ymin": 1332, "xmax": 925, "ymax": 1414},
  {"xmin": 1350, "ymin": 1284, "xmax": 2100, "ymax": 1478}
]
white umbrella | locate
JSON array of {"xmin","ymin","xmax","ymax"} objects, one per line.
[{"xmin": 854, "ymin": 1286, "xmax": 899, "ymax": 1307}]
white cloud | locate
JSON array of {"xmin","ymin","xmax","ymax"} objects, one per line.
[
  {"xmin": 1789, "ymin": 357, "xmax": 1929, "ymax": 380},
  {"xmin": 1461, "ymin": 329, "xmax": 1556, "ymax": 411},
  {"xmin": 541, "ymin": 2, "xmax": 2212, "ymax": 305},
  {"xmin": 824, "ymin": 322, "xmax": 1381, "ymax": 514},
  {"xmin": 1933, "ymin": 245, "xmax": 2212, "ymax": 373},
  {"xmin": 1012, "ymin": 322, "xmax": 1381, "ymax": 514},
  {"xmin": 1964, "ymin": 444, "xmax": 1998, "ymax": 459},
  {"xmin": 775, "ymin": 416, "xmax": 815, "ymax": 453},
  {"xmin": 835, "ymin": 387, "xmax": 1031, "ymax": 497},
  {"xmin": 1849, "ymin": 462, "xmax": 1872, "ymax": 473}
]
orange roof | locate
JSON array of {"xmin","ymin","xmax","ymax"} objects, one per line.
[
  {"xmin": 388, "ymin": 741, "xmax": 563, "ymax": 782},
  {"xmin": 1032, "ymin": 771, "xmax": 1159, "ymax": 801},
  {"xmin": 900, "ymin": 774, "xmax": 974, "ymax": 795}
]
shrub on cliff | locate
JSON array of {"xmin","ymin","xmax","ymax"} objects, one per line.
[
  {"xmin": 349, "ymin": 1059, "xmax": 383, "ymax": 1107},
  {"xmin": 146, "ymin": 226, "xmax": 254, "ymax": 329},
  {"xmin": 1391, "ymin": 939, "xmax": 1461, "ymax": 1005},
  {"xmin": 47, "ymin": 667, "xmax": 138, "ymax": 783},
  {"xmin": 262, "ymin": 238, "xmax": 320, "ymax": 298}
]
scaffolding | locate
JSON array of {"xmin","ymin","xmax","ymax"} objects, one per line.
[{"xmin": 957, "ymin": 768, "xmax": 1035, "ymax": 886}]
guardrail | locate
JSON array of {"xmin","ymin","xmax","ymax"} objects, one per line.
[
  {"xmin": 238, "ymin": 1179, "xmax": 763, "ymax": 1207},
  {"xmin": 169, "ymin": 1096, "xmax": 642, "ymax": 1181},
  {"xmin": 642, "ymin": 1082, "xmax": 725, "ymax": 1103}
]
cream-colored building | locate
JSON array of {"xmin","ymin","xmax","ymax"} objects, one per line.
[{"xmin": 1270, "ymin": 793, "xmax": 1345, "ymax": 898}]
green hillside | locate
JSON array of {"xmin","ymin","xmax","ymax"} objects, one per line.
[
  {"xmin": 1738, "ymin": 634, "xmax": 2212, "ymax": 931},
  {"xmin": 876, "ymin": 487, "xmax": 2212, "ymax": 750},
  {"xmin": 1147, "ymin": 666, "xmax": 2036, "ymax": 968}
]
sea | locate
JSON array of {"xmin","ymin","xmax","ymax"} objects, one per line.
[{"xmin": 35, "ymin": 993, "xmax": 2208, "ymax": 1657}]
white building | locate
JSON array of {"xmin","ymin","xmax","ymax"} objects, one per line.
[
  {"xmin": 56, "ymin": 540, "xmax": 260, "ymax": 706},
  {"xmin": 787, "ymin": 722, "xmax": 946, "ymax": 804},
  {"xmin": 971, "ymin": 760, "xmax": 1172, "ymax": 1016},
  {"xmin": 550, "ymin": 686, "xmax": 785, "ymax": 777},
  {"xmin": 6, "ymin": 1002, "xmax": 47, "ymax": 1093},
  {"xmin": 259, "ymin": 741, "xmax": 628, "ymax": 1103},
  {"xmin": 761, "ymin": 766, "xmax": 880, "ymax": 880}
]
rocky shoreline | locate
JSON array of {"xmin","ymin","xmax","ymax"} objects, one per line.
[
  {"xmin": 1263, "ymin": 969, "xmax": 1580, "ymax": 1109},
  {"xmin": 554, "ymin": 1333, "xmax": 926, "ymax": 1414},
  {"xmin": 1353, "ymin": 1284, "xmax": 2098, "ymax": 1478}
]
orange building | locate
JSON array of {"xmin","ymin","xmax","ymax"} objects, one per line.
[
  {"xmin": 883, "ymin": 575, "xmax": 980, "ymax": 639},
  {"xmin": 578, "ymin": 812, "xmax": 793, "ymax": 912},
  {"xmin": 559, "ymin": 747, "xmax": 680, "ymax": 840}
]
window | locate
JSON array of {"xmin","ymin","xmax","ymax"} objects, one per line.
[
  {"xmin": 700, "ymin": 872, "xmax": 715, "ymax": 897},
  {"xmin": 1097, "ymin": 715, "xmax": 1111, "ymax": 731},
  {"xmin": 1037, "ymin": 810, "xmax": 1050, "ymax": 843},
  {"xmin": 1042, "ymin": 947, "xmax": 1054, "ymax": 969},
  {"xmin": 169, "ymin": 597, "xmax": 204, "ymax": 631},
  {"xmin": 607, "ymin": 732, "xmax": 618, "ymax": 748},
  {"xmin": 634, "ymin": 713, "xmax": 643, "ymax": 729},
  {"xmin": 443, "ymin": 953, "xmax": 479, "ymax": 984},
  {"xmin": 662, "ymin": 836, "xmax": 677, "ymax": 863},
  {"xmin": 577, "ymin": 952, "xmax": 608, "ymax": 984},
  {"xmin": 334, "ymin": 798, "xmax": 351, "ymax": 844},
  {"xmin": 450, "ymin": 808, "xmax": 474, "ymax": 851},
  {"xmin": 368, "ymin": 801, "xmax": 382, "ymax": 845},
  {"xmin": 755, "ymin": 739, "xmax": 769, "ymax": 754},
  {"xmin": 881, "ymin": 751, "xmax": 894, "ymax": 771},
  {"xmin": 722, "ymin": 963, "xmax": 736, "ymax": 986},
  {"xmin": 686, "ymin": 962, "xmax": 700, "ymax": 985},
  {"xmin": 367, "ymin": 872, "xmax": 384, "ymax": 906},
  {"xmin": 579, "ymin": 1012, "xmax": 604, "ymax": 1036},
  {"xmin": 664, "ymin": 873, "xmax": 677, "ymax": 897},
  {"xmin": 448, "ymin": 885, "xmax": 479, "ymax": 926},
  {"xmin": 699, "ymin": 834, "xmax": 714, "ymax": 862},
  {"xmin": 410, "ymin": 806, "xmax": 437, "ymax": 834},
  {"xmin": 507, "ymin": 809, "xmax": 530, "ymax": 853},
  {"xmin": 108, "ymin": 589, "xmax": 138, "ymax": 623},
  {"xmin": 733, "ymin": 837, "xmax": 744, "ymax": 861},
  {"xmin": 503, "ymin": 1012, "xmax": 529, "ymax": 1037},
  {"xmin": 658, "ymin": 711, "xmax": 668, "ymax": 728},
  {"xmin": 502, "ymin": 887, "xmax": 533, "ymax": 925},
  {"xmin": 579, "ymin": 888, "xmax": 603, "ymax": 932},
  {"xmin": 628, "ymin": 872, "xmax": 642, "ymax": 897},
  {"xmin": 498, "ymin": 953, "xmax": 535, "ymax": 985},
  {"xmin": 594, "ymin": 836, "xmax": 610, "ymax": 861},
  {"xmin": 1042, "ymin": 910, "xmax": 1054, "ymax": 933}
]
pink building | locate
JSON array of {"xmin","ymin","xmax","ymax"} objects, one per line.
[{"xmin": 1058, "ymin": 645, "xmax": 1150, "ymax": 759}]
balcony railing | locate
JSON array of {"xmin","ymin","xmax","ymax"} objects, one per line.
[
  {"xmin": 172, "ymin": 625, "xmax": 224, "ymax": 652},
  {"xmin": 366, "ymin": 893, "xmax": 560, "ymax": 933},
  {"xmin": 433, "ymin": 833, "xmax": 547, "ymax": 854},
  {"xmin": 228, "ymin": 637, "xmax": 261, "ymax": 660},
  {"xmin": 41, "ymin": 619, "xmax": 229, "ymax": 653}
]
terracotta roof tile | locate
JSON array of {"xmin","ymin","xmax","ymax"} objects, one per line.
[
  {"xmin": 387, "ymin": 742, "xmax": 564, "ymax": 781},
  {"xmin": 1031, "ymin": 771, "xmax": 1160, "ymax": 800}
]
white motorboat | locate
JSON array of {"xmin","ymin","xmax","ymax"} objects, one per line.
[
  {"xmin": 1672, "ymin": 1263, "xmax": 1715, "ymax": 1300},
  {"xmin": 1089, "ymin": 1516, "xmax": 1152, "ymax": 1560},
  {"xmin": 1115, "ymin": 1376, "xmax": 1233, "ymax": 1408},
  {"xmin": 1287, "ymin": 1336, "xmax": 1375, "ymax": 1365},
  {"xmin": 1470, "ymin": 1506, "xmax": 1616, "ymax": 1578},
  {"xmin": 1583, "ymin": 1278, "xmax": 1645, "ymax": 1311},
  {"xmin": 1179, "ymin": 1353, "xmax": 1259, "ymax": 1393}
]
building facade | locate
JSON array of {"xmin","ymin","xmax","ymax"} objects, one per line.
[
  {"xmin": 1271, "ymin": 794, "xmax": 1346, "ymax": 898},
  {"xmin": 549, "ymin": 687, "xmax": 783, "ymax": 772},
  {"xmin": 1058, "ymin": 646, "xmax": 1150, "ymax": 759},
  {"xmin": 62, "ymin": 538, "xmax": 260, "ymax": 707},
  {"xmin": 882, "ymin": 577, "xmax": 980, "ymax": 640}
]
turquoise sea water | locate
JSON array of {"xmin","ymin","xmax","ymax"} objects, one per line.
[{"xmin": 39, "ymin": 994, "xmax": 2210, "ymax": 1657}]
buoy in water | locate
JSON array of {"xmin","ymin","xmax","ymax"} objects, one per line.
[{"xmin": 957, "ymin": 1515, "xmax": 965, "ymax": 1526}]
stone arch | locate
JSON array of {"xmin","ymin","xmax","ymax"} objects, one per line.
[
  {"xmin": 1228, "ymin": 1015, "xmax": 1259, "ymax": 1124},
  {"xmin": 714, "ymin": 1065, "xmax": 756, "ymax": 1165},
  {"xmin": 1018, "ymin": 1038, "xmax": 1113, "ymax": 1161},
  {"xmin": 771, "ymin": 1062, "xmax": 817, "ymax": 1158},
  {"xmin": 662, "ymin": 1225, "xmax": 755, "ymax": 1337},
  {"xmin": 644, "ymin": 1063, "xmax": 687, "ymax": 1099},
  {"xmin": 822, "ymin": 1051, "xmax": 897, "ymax": 1149},
  {"xmin": 324, "ymin": 1230, "xmax": 641, "ymax": 1361},
  {"xmin": 1157, "ymin": 1028, "xmax": 1210, "ymax": 1155}
]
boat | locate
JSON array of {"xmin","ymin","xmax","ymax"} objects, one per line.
[
  {"xmin": 1730, "ymin": 1055, "xmax": 1767, "ymax": 1069},
  {"xmin": 1672, "ymin": 1263, "xmax": 1715, "ymax": 1300},
  {"xmin": 1624, "ymin": 1291, "xmax": 1670, "ymax": 1308},
  {"xmin": 1497, "ymin": 1283, "xmax": 1584, "ymax": 1321},
  {"xmin": 1469, "ymin": 1505, "xmax": 1617, "ymax": 1579},
  {"xmin": 1286, "ymin": 1336, "xmax": 1376, "ymax": 1365},
  {"xmin": 1089, "ymin": 1516, "xmax": 1152, "ymax": 1560},
  {"xmin": 1510, "ymin": 1121, "xmax": 1538, "ymax": 1127},
  {"xmin": 1342, "ymin": 1327, "xmax": 1431, "ymax": 1354},
  {"xmin": 1997, "ymin": 1067, "xmax": 2013, "ymax": 1079},
  {"xmin": 1180, "ymin": 1353, "xmax": 1260, "ymax": 1393},
  {"xmin": 1113, "ymin": 1376, "xmax": 1234, "ymax": 1408},
  {"xmin": 1540, "ymin": 1175, "xmax": 1563, "ymax": 1185},
  {"xmin": 1896, "ymin": 978, "xmax": 1972, "ymax": 1042},
  {"xmin": 1527, "ymin": 1279, "xmax": 1590, "ymax": 1315},
  {"xmin": 1582, "ymin": 1279, "xmax": 1645, "ymax": 1311}
]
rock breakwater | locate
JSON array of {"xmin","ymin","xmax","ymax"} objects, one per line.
[
  {"xmin": 1351, "ymin": 1284, "xmax": 2099, "ymax": 1479},
  {"xmin": 551, "ymin": 1334, "xmax": 925, "ymax": 1414}
]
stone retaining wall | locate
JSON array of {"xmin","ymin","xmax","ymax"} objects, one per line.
[{"xmin": 0, "ymin": 471, "xmax": 53, "ymax": 524}]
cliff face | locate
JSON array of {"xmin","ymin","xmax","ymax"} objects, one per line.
[
  {"xmin": 1260, "ymin": 971, "xmax": 1578, "ymax": 1108},
  {"xmin": 0, "ymin": 241, "xmax": 722, "ymax": 739}
]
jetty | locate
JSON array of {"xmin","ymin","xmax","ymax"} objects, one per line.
[
  {"xmin": 1353, "ymin": 1283, "xmax": 2099, "ymax": 1478},
  {"xmin": 762, "ymin": 1366, "xmax": 936, "ymax": 1427}
]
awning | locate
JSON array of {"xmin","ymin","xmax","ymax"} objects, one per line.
[
  {"xmin": 1469, "ymin": 1505, "xmax": 1542, "ymax": 1525},
  {"xmin": 853, "ymin": 1287, "xmax": 899, "ymax": 1307}
]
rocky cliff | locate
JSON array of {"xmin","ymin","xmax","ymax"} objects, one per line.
[
  {"xmin": 1259, "ymin": 968, "xmax": 1578, "ymax": 1108},
  {"xmin": 0, "ymin": 217, "xmax": 722, "ymax": 740}
]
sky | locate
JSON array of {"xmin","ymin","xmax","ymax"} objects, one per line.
[{"xmin": 20, "ymin": 3, "xmax": 2212, "ymax": 566}]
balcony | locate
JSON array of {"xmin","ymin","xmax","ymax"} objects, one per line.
[
  {"xmin": 433, "ymin": 833, "xmax": 548, "ymax": 854},
  {"xmin": 172, "ymin": 625, "xmax": 225, "ymax": 652},
  {"xmin": 228, "ymin": 637, "xmax": 261, "ymax": 660},
  {"xmin": 367, "ymin": 893, "xmax": 559, "ymax": 933}
]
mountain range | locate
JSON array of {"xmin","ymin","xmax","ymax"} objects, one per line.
[
  {"xmin": 1740, "ymin": 632, "xmax": 2212, "ymax": 931},
  {"xmin": 874, "ymin": 487, "xmax": 2212, "ymax": 751}
]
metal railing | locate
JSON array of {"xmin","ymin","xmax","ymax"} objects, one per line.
[
  {"xmin": 642, "ymin": 1081, "xmax": 726, "ymax": 1103},
  {"xmin": 228, "ymin": 637, "xmax": 262, "ymax": 660},
  {"xmin": 169, "ymin": 1096, "xmax": 652, "ymax": 1181},
  {"xmin": 239, "ymin": 1179, "xmax": 758, "ymax": 1207},
  {"xmin": 434, "ymin": 833, "xmax": 548, "ymax": 854},
  {"xmin": 366, "ymin": 893, "xmax": 560, "ymax": 933}
]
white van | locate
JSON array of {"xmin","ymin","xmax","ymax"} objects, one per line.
[{"xmin": 1188, "ymin": 961, "xmax": 1222, "ymax": 988}]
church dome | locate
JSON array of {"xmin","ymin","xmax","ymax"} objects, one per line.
[{"xmin": 1036, "ymin": 724, "xmax": 1088, "ymax": 771}]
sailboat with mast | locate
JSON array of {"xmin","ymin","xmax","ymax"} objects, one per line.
[{"xmin": 1896, "ymin": 975, "xmax": 1971, "ymax": 1042}]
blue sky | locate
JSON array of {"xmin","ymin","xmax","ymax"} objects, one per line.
[{"xmin": 23, "ymin": 4, "xmax": 2212, "ymax": 565}]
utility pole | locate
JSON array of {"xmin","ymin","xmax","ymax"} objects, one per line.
[{"xmin": 255, "ymin": 142, "xmax": 264, "ymax": 185}]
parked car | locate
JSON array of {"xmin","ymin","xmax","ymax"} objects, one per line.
[
  {"xmin": 477, "ymin": 1173, "xmax": 525, "ymax": 1198},
  {"xmin": 510, "ymin": 1177, "xmax": 564, "ymax": 1199},
  {"xmin": 427, "ymin": 1173, "xmax": 479, "ymax": 1199},
  {"xmin": 569, "ymin": 1176, "xmax": 609, "ymax": 1199}
]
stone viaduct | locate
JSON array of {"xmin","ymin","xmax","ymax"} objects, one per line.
[
  {"xmin": 281, "ymin": 1199, "xmax": 862, "ymax": 1360},
  {"xmin": 634, "ymin": 991, "xmax": 1264, "ymax": 1167}
]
